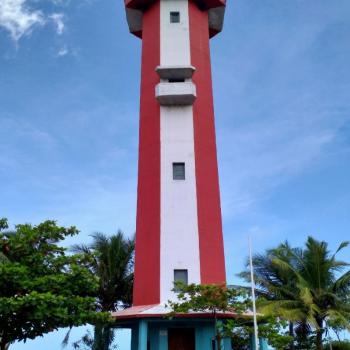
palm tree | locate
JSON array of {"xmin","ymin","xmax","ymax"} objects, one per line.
[
  {"xmin": 71, "ymin": 231, "xmax": 134, "ymax": 350},
  {"xmin": 239, "ymin": 242, "xmax": 300, "ymax": 349},
  {"xmin": 241, "ymin": 237, "xmax": 350, "ymax": 350},
  {"xmin": 275, "ymin": 237, "xmax": 350, "ymax": 350}
]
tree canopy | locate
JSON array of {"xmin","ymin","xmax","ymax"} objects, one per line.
[
  {"xmin": 0, "ymin": 218, "xmax": 108, "ymax": 350},
  {"xmin": 240, "ymin": 237, "xmax": 350, "ymax": 350},
  {"xmin": 69, "ymin": 231, "xmax": 134, "ymax": 350}
]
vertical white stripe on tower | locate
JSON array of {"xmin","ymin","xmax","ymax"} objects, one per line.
[
  {"xmin": 159, "ymin": 0, "xmax": 201, "ymax": 302},
  {"xmin": 160, "ymin": 0, "xmax": 191, "ymax": 66}
]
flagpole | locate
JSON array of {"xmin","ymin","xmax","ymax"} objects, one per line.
[{"xmin": 249, "ymin": 236, "xmax": 259, "ymax": 350}]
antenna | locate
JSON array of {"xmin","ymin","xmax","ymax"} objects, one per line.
[{"xmin": 249, "ymin": 236, "xmax": 259, "ymax": 350}]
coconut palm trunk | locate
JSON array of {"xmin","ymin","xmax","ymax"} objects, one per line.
[
  {"xmin": 288, "ymin": 322, "xmax": 294, "ymax": 350},
  {"xmin": 315, "ymin": 318, "xmax": 324, "ymax": 350},
  {"xmin": 0, "ymin": 339, "xmax": 9, "ymax": 350}
]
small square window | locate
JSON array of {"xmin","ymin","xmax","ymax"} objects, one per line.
[
  {"xmin": 170, "ymin": 11, "xmax": 180, "ymax": 23},
  {"xmin": 173, "ymin": 162, "xmax": 185, "ymax": 180},
  {"xmin": 174, "ymin": 269, "xmax": 188, "ymax": 291}
]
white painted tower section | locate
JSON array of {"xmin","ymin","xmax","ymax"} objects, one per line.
[
  {"xmin": 159, "ymin": 0, "xmax": 201, "ymax": 302},
  {"xmin": 160, "ymin": 0, "xmax": 191, "ymax": 66}
]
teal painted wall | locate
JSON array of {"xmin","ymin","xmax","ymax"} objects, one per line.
[
  {"xmin": 259, "ymin": 338, "xmax": 269, "ymax": 350},
  {"xmin": 131, "ymin": 325, "xmax": 138, "ymax": 350},
  {"xmin": 125, "ymin": 318, "xmax": 234, "ymax": 350},
  {"xmin": 250, "ymin": 334, "xmax": 270, "ymax": 350},
  {"xmin": 138, "ymin": 320, "xmax": 148, "ymax": 350},
  {"xmin": 195, "ymin": 323, "xmax": 216, "ymax": 350}
]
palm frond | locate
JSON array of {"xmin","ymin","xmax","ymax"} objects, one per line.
[{"xmin": 332, "ymin": 241, "xmax": 349, "ymax": 258}]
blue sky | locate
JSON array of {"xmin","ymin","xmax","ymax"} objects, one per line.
[{"xmin": 1, "ymin": 0, "xmax": 350, "ymax": 348}]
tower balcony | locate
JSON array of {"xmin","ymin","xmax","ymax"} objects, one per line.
[
  {"xmin": 156, "ymin": 65, "xmax": 196, "ymax": 80},
  {"xmin": 156, "ymin": 82, "xmax": 196, "ymax": 106}
]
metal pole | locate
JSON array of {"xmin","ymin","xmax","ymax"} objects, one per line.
[{"xmin": 249, "ymin": 236, "xmax": 259, "ymax": 350}]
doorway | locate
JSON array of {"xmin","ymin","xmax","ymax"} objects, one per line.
[{"xmin": 168, "ymin": 328, "xmax": 195, "ymax": 350}]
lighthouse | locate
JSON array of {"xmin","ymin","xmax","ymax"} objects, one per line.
[{"xmin": 114, "ymin": 0, "xmax": 230, "ymax": 348}]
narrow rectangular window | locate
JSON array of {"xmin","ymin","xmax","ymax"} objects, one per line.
[
  {"xmin": 170, "ymin": 11, "xmax": 180, "ymax": 23},
  {"xmin": 174, "ymin": 269, "xmax": 188, "ymax": 291},
  {"xmin": 173, "ymin": 162, "xmax": 185, "ymax": 180}
]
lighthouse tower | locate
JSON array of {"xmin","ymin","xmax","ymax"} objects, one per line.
[{"xmin": 114, "ymin": 0, "xmax": 230, "ymax": 349}]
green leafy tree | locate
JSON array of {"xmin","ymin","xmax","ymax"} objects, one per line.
[
  {"xmin": 167, "ymin": 283, "xmax": 248, "ymax": 349},
  {"xmin": 0, "ymin": 218, "xmax": 109, "ymax": 350},
  {"xmin": 71, "ymin": 232, "xmax": 134, "ymax": 350},
  {"xmin": 229, "ymin": 316, "xmax": 292, "ymax": 350},
  {"xmin": 167, "ymin": 283, "xmax": 291, "ymax": 349}
]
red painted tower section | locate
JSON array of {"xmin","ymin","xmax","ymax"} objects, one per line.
[
  {"xmin": 188, "ymin": 1, "xmax": 226, "ymax": 284},
  {"xmin": 133, "ymin": 1, "xmax": 161, "ymax": 307}
]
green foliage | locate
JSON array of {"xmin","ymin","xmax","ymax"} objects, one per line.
[
  {"xmin": 72, "ymin": 231, "xmax": 134, "ymax": 312},
  {"xmin": 324, "ymin": 341, "xmax": 350, "ymax": 350},
  {"xmin": 257, "ymin": 318, "xmax": 293, "ymax": 349},
  {"xmin": 70, "ymin": 328, "xmax": 118, "ymax": 350},
  {"xmin": 239, "ymin": 237, "xmax": 350, "ymax": 350},
  {"xmin": 228, "ymin": 317, "xmax": 292, "ymax": 350},
  {"xmin": 0, "ymin": 219, "xmax": 8, "ymax": 231},
  {"xmin": 69, "ymin": 232, "xmax": 134, "ymax": 350},
  {"xmin": 167, "ymin": 282, "xmax": 250, "ymax": 316},
  {"xmin": 0, "ymin": 219, "xmax": 109, "ymax": 350},
  {"xmin": 167, "ymin": 283, "xmax": 292, "ymax": 349}
]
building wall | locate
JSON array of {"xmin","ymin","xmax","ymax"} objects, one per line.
[{"xmin": 133, "ymin": 0, "xmax": 226, "ymax": 306}]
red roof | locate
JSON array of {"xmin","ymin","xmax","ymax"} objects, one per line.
[{"xmin": 112, "ymin": 304, "xmax": 243, "ymax": 320}]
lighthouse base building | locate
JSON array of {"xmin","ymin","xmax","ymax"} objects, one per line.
[
  {"xmin": 114, "ymin": 314, "xmax": 233, "ymax": 350},
  {"xmin": 113, "ymin": 0, "xmax": 238, "ymax": 348}
]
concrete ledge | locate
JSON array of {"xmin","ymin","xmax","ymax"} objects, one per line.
[
  {"xmin": 155, "ymin": 65, "xmax": 196, "ymax": 80},
  {"xmin": 125, "ymin": 0, "xmax": 225, "ymax": 11},
  {"xmin": 125, "ymin": 4, "xmax": 225, "ymax": 39},
  {"xmin": 209, "ymin": 6, "xmax": 225, "ymax": 37},
  {"xmin": 156, "ymin": 82, "xmax": 196, "ymax": 106},
  {"xmin": 125, "ymin": 7, "xmax": 143, "ymax": 38}
]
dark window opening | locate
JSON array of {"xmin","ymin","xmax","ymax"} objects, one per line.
[
  {"xmin": 168, "ymin": 78, "xmax": 185, "ymax": 83},
  {"xmin": 173, "ymin": 162, "xmax": 185, "ymax": 180},
  {"xmin": 168, "ymin": 328, "xmax": 195, "ymax": 350},
  {"xmin": 170, "ymin": 11, "xmax": 180, "ymax": 23},
  {"xmin": 174, "ymin": 269, "xmax": 188, "ymax": 291}
]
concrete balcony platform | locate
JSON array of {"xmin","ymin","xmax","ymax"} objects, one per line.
[
  {"xmin": 156, "ymin": 82, "xmax": 196, "ymax": 106},
  {"xmin": 155, "ymin": 65, "xmax": 196, "ymax": 80}
]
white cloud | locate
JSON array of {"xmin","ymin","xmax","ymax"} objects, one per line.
[
  {"xmin": 0, "ymin": 0, "xmax": 44, "ymax": 41},
  {"xmin": 49, "ymin": 12, "xmax": 64, "ymax": 35},
  {"xmin": 0, "ymin": 1, "xmax": 68, "ymax": 43},
  {"xmin": 57, "ymin": 46, "xmax": 68, "ymax": 56}
]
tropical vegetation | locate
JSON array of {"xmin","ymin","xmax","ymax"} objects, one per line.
[
  {"xmin": 239, "ymin": 237, "xmax": 350, "ymax": 350},
  {"xmin": 1, "ymin": 215, "xmax": 349, "ymax": 350},
  {"xmin": 167, "ymin": 283, "xmax": 292, "ymax": 350},
  {"xmin": 0, "ymin": 218, "xmax": 109, "ymax": 350},
  {"xmin": 68, "ymin": 231, "xmax": 134, "ymax": 350}
]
